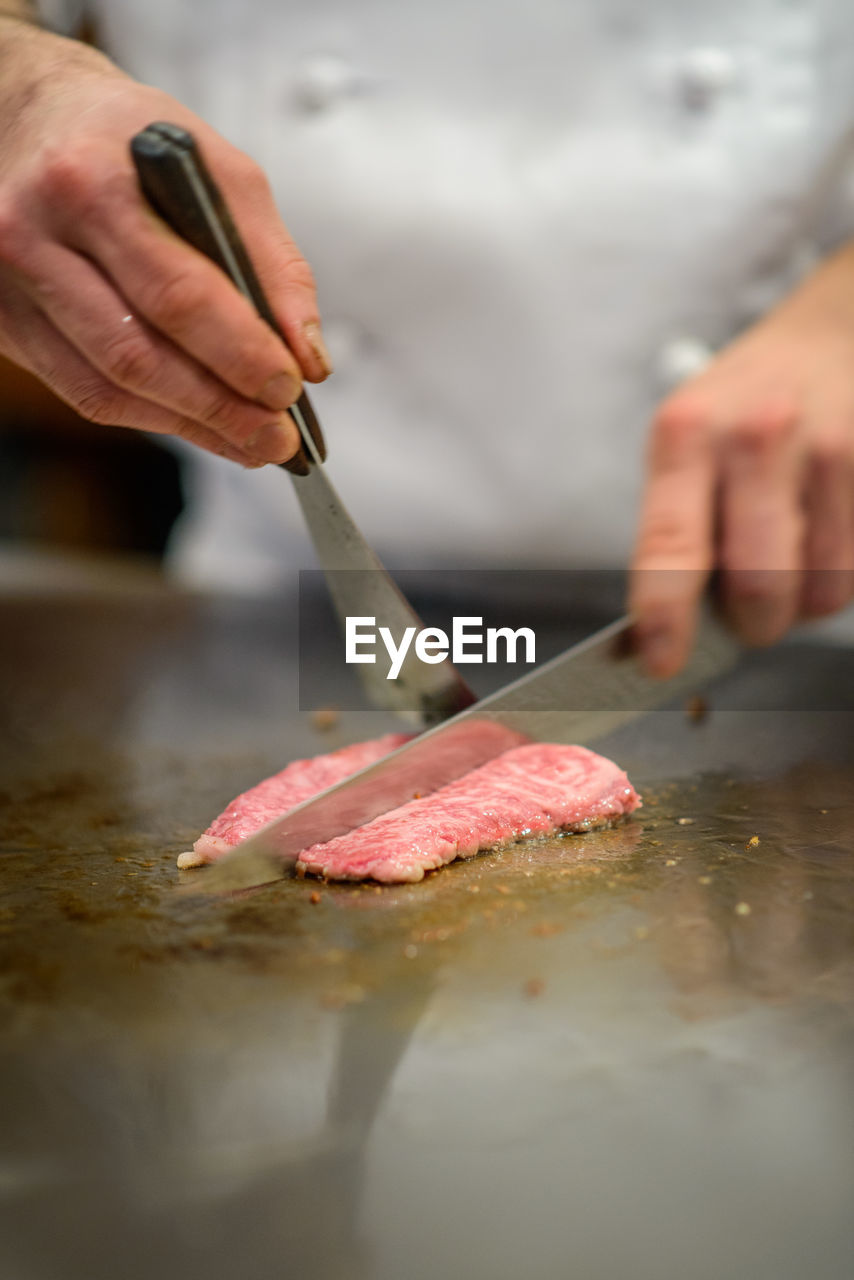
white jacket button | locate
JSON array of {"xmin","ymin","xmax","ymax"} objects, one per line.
[
  {"xmin": 679, "ymin": 47, "xmax": 738, "ymax": 110},
  {"xmin": 657, "ymin": 336, "xmax": 713, "ymax": 391},
  {"xmin": 294, "ymin": 55, "xmax": 360, "ymax": 113}
]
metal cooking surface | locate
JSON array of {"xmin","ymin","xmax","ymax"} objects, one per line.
[{"xmin": 1, "ymin": 575, "xmax": 853, "ymax": 1280}]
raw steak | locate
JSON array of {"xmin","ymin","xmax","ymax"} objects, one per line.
[
  {"xmin": 180, "ymin": 732, "xmax": 410, "ymax": 867},
  {"xmin": 183, "ymin": 733, "xmax": 640, "ymax": 882},
  {"xmin": 297, "ymin": 743, "xmax": 640, "ymax": 883}
]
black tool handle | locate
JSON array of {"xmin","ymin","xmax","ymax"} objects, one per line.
[{"xmin": 130, "ymin": 121, "xmax": 326, "ymax": 473}]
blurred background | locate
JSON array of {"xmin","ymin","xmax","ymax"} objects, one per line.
[{"xmin": 0, "ymin": 354, "xmax": 183, "ymax": 564}]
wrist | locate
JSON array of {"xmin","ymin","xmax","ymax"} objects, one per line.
[{"xmin": 0, "ymin": 18, "xmax": 121, "ymax": 114}]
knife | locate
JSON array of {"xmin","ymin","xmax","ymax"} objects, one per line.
[
  {"xmin": 130, "ymin": 121, "xmax": 475, "ymax": 727},
  {"xmin": 190, "ymin": 608, "xmax": 739, "ymax": 892}
]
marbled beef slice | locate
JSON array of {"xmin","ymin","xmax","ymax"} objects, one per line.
[
  {"xmin": 296, "ymin": 743, "xmax": 640, "ymax": 883},
  {"xmin": 182, "ymin": 733, "xmax": 411, "ymax": 867}
]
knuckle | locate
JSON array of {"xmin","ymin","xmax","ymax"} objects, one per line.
[
  {"xmin": 225, "ymin": 335, "xmax": 274, "ymax": 384},
  {"xmin": 729, "ymin": 401, "xmax": 797, "ymax": 451},
  {"xmin": 73, "ymin": 381, "xmax": 124, "ymax": 425},
  {"xmin": 286, "ymin": 253, "xmax": 316, "ymax": 292},
  {"xmin": 197, "ymin": 389, "xmax": 249, "ymax": 433},
  {"xmin": 174, "ymin": 419, "xmax": 207, "ymax": 449},
  {"xmin": 176, "ymin": 418, "xmax": 242, "ymax": 462},
  {"xmin": 99, "ymin": 333, "xmax": 158, "ymax": 390},
  {"xmin": 636, "ymin": 513, "xmax": 705, "ymax": 565},
  {"xmin": 37, "ymin": 143, "xmax": 98, "ymax": 211},
  {"xmin": 143, "ymin": 271, "xmax": 207, "ymax": 330},
  {"xmin": 651, "ymin": 394, "xmax": 708, "ymax": 459},
  {"xmin": 262, "ymin": 245, "xmax": 317, "ymax": 301},
  {"xmin": 280, "ymin": 252, "xmax": 316, "ymax": 296}
]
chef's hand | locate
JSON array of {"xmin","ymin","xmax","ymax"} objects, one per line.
[
  {"xmin": 0, "ymin": 19, "xmax": 331, "ymax": 466},
  {"xmin": 630, "ymin": 241, "xmax": 854, "ymax": 676}
]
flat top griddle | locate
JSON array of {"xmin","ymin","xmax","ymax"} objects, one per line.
[{"xmin": 1, "ymin": 562, "xmax": 853, "ymax": 1280}]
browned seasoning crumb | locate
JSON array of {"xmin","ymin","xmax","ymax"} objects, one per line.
[
  {"xmin": 532, "ymin": 921, "xmax": 562, "ymax": 938},
  {"xmin": 685, "ymin": 694, "xmax": 709, "ymax": 724},
  {"xmin": 746, "ymin": 835, "xmax": 760, "ymax": 848},
  {"xmin": 413, "ymin": 792, "xmax": 422, "ymax": 800},
  {"xmin": 309, "ymin": 891, "xmax": 321, "ymax": 905},
  {"xmin": 524, "ymin": 978, "xmax": 545, "ymax": 998},
  {"xmin": 321, "ymin": 983, "xmax": 366, "ymax": 1009},
  {"xmin": 310, "ymin": 707, "xmax": 340, "ymax": 732}
]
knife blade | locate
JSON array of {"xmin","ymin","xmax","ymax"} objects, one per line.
[{"xmin": 189, "ymin": 608, "xmax": 739, "ymax": 893}]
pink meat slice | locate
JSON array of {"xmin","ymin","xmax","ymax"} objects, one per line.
[
  {"xmin": 190, "ymin": 732, "xmax": 411, "ymax": 863},
  {"xmin": 298, "ymin": 743, "xmax": 640, "ymax": 884}
]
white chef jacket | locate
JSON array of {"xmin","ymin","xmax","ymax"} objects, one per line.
[{"xmin": 38, "ymin": 0, "xmax": 854, "ymax": 588}]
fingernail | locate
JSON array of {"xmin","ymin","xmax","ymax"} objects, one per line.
[
  {"xmin": 246, "ymin": 416, "xmax": 300, "ymax": 463},
  {"xmin": 259, "ymin": 371, "xmax": 300, "ymax": 412},
  {"xmin": 303, "ymin": 321, "xmax": 333, "ymax": 376}
]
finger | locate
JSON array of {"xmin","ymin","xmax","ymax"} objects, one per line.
[
  {"xmin": 53, "ymin": 159, "xmax": 311, "ymax": 405},
  {"xmin": 20, "ymin": 244, "xmax": 301, "ymax": 464},
  {"xmin": 718, "ymin": 401, "xmax": 804, "ymax": 645},
  {"xmin": 212, "ymin": 147, "xmax": 333, "ymax": 382},
  {"xmin": 799, "ymin": 436, "xmax": 854, "ymax": 617},
  {"xmin": 4, "ymin": 287, "xmax": 263, "ymax": 466},
  {"xmin": 630, "ymin": 394, "xmax": 716, "ymax": 677}
]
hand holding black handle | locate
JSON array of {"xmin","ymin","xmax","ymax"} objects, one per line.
[{"xmin": 130, "ymin": 121, "xmax": 326, "ymax": 474}]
